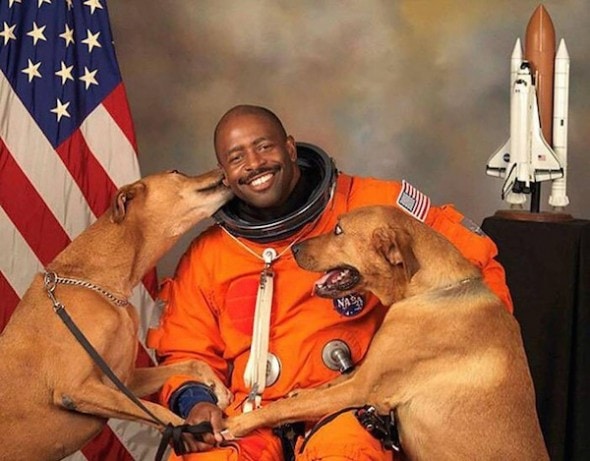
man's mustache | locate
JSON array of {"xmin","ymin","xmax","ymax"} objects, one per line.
[{"xmin": 239, "ymin": 166, "xmax": 281, "ymax": 185}]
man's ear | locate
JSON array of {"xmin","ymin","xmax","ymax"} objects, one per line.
[
  {"xmin": 217, "ymin": 163, "xmax": 230, "ymax": 187},
  {"xmin": 286, "ymin": 135, "xmax": 297, "ymax": 162},
  {"xmin": 111, "ymin": 182, "xmax": 145, "ymax": 224},
  {"xmin": 372, "ymin": 226, "xmax": 420, "ymax": 280}
]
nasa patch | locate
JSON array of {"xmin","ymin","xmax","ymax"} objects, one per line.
[{"xmin": 332, "ymin": 293, "xmax": 365, "ymax": 317}]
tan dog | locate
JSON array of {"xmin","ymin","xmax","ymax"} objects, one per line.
[
  {"xmin": 0, "ymin": 169, "xmax": 233, "ymax": 461},
  {"xmin": 224, "ymin": 205, "xmax": 548, "ymax": 460}
]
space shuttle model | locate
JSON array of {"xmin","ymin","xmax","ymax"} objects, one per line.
[{"xmin": 486, "ymin": 5, "xmax": 569, "ymax": 211}]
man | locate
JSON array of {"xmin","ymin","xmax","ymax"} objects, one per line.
[{"xmin": 147, "ymin": 105, "xmax": 513, "ymax": 460}]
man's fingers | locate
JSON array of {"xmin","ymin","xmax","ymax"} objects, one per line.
[
  {"xmin": 181, "ymin": 433, "xmax": 216, "ymax": 453},
  {"xmin": 200, "ymin": 432, "xmax": 218, "ymax": 445},
  {"xmin": 182, "ymin": 402, "xmax": 227, "ymax": 448}
]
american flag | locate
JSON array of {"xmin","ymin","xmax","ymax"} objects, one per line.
[
  {"xmin": 0, "ymin": 0, "xmax": 162, "ymax": 459},
  {"xmin": 396, "ymin": 179, "xmax": 431, "ymax": 222}
]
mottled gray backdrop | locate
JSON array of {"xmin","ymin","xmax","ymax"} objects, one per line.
[{"xmin": 108, "ymin": 0, "xmax": 590, "ymax": 278}]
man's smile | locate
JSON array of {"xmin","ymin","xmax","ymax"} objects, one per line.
[
  {"xmin": 249, "ymin": 172, "xmax": 274, "ymax": 188},
  {"xmin": 239, "ymin": 166, "xmax": 282, "ymax": 192}
]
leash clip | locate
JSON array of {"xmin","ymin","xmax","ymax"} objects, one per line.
[
  {"xmin": 43, "ymin": 271, "xmax": 64, "ymax": 312},
  {"xmin": 355, "ymin": 405, "xmax": 401, "ymax": 452},
  {"xmin": 43, "ymin": 271, "xmax": 57, "ymax": 293}
]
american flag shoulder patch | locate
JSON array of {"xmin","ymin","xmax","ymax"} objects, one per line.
[{"xmin": 396, "ymin": 180, "xmax": 431, "ymax": 222}]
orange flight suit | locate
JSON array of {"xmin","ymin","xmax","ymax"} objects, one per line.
[{"xmin": 147, "ymin": 173, "xmax": 513, "ymax": 460}]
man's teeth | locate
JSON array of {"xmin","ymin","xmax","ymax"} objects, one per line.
[{"xmin": 250, "ymin": 173, "xmax": 273, "ymax": 187}]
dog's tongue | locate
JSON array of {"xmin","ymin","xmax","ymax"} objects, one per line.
[
  {"xmin": 313, "ymin": 269, "xmax": 346, "ymax": 293},
  {"xmin": 314, "ymin": 272, "xmax": 333, "ymax": 286}
]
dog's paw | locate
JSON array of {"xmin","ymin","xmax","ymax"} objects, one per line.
[{"xmin": 222, "ymin": 416, "xmax": 248, "ymax": 439}]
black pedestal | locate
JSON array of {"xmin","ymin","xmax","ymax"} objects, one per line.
[{"xmin": 481, "ymin": 216, "xmax": 590, "ymax": 461}]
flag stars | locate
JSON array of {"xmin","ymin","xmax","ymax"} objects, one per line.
[
  {"xmin": 81, "ymin": 29, "xmax": 101, "ymax": 53},
  {"xmin": 79, "ymin": 66, "xmax": 98, "ymax": 89},
  {"xmin": 8, "ymin": 0, "xmax": 22, "ymax": 7},
  {"xmin": 0, "ymin": 22, "xmax": 17, "ymax": 45},
  {"xmin": 55, "ymin": 62, "xmax": 74, "ymax": 85},
  {"xmin": 21, "ymin": 59, "xmax": 42, "ymax": 82},
  {"xmin": 59, "ymin": 24, "xmax": 74, "ymax": 47},
  {"xmin": 38, "ymin": 0, "xmax": 52, "ymax": 7},
  {"xmin": 51, "ymin": 98, "xmax": 71, "ymax": 122},
  {"xmin": 65, "ymin": 0, "xmax": 73, "ymax": 10},
  {"xmin": 83, "ymin": 0, "xmax": 103, "ymax": 15},
  {"xmin": 27, "ymin": 22, "xmax": 47, "ymax": 46}
]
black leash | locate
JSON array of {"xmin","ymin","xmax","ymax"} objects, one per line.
[
  {"xmin": 156, "ymin": 422, "xmax": 214, "ymax": 460},
  {"xmin": 43, "ymin": 271, "xmax": 212, "ymax": 460},
  {"xmin": 298, "ymin": 406, "xmax": 362, "ymax": 453},
  {"xmin": 298, "ymin": 405, "xmax": 401, "ymax": 456}
]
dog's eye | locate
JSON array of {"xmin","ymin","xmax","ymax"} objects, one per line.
[{"xmin": 334, "ymin": 224, "xmax": 343, "ymax": 235}]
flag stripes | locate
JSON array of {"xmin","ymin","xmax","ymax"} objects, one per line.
[
  {"xmin": 0, "ymin": 254, "xmax": 21, "ymax": 326},
  {"xmin": 0, "ymin": 137, "xmax": 72, "ymax": 262},
  {"xmin": 396, "ymin": 179, "xmax": 431, "ymax": 222},
  {"xmin": 0, "ymin": 72, "xmax": 94, "ymax": 240},
  {"xmin": 102, "ymin": 84, "xmax": 139, "ymax": 150},
  {"xmin": 0, "ymin": 203, "xmax": 44, "ymax": 299},
  {"xmin": 56, "ymin": 128, "xmax": 118, "ymax": 219},
  {"xmin": 80, "ymin": 98, "xmax": 141, "ymax": 186}
]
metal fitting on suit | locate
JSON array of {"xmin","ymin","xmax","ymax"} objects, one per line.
[
  {"xmin": 322, "ymin": 340, "xmax": 354, "ymax": 374},
  {"xmin": 265, "ymin": 352, "xmax": 281, "ymax": 387}
]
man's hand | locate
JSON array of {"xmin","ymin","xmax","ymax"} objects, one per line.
[{"xmin": 181, "ymin": 402, "xmax": 225, "ymax": 452}]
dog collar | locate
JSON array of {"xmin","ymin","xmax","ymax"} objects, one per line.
[
  {"xmin": 213, "ymin": 142, "xmax": 337, "ymax": 243},
  {"xmin": 439, "ymin": 276, "xmax": 482, "ymax": 293},
  {"xmin": 43, "ymin": 271, "xmax": 129, "ymax": 307}
]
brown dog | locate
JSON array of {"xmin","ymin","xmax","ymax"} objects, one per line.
[
  {"xmin": 0, "ymin": 169, "xmax": 233, "ymax": 461},
  {"xmin": 224, "ymin": 205, "xmax": 548, "ymax": 460}
]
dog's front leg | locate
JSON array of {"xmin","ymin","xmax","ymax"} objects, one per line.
[
  {"xmin": 53, "ymin": 383, "xmax": 184, "ymax": 429},
  {"xmin": 225, "ymin": 374, "xmax": 362, "ymax": 437},
  {"xmin": 127, "ymin": 360, "xmax": 232, "ymax": 408},
  {"xmin": 287, "ymin": 370, "xmax": 356, "ymax": 398}
]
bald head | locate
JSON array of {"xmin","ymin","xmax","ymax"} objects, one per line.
[{"xmin": 214, "ymin": 105, "xmax": 287, "ymax": 159}]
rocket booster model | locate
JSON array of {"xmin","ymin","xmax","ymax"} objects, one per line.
[
  {"xmin": 486, "ymin": 5, "xmax": 569, "ymax": 209},
  {"xmin": 550, "ymin": 39, "xmax": 570, "ymax": 208}
]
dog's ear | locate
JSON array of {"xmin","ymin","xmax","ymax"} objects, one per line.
[
  {"xmin": 111, "ymin": 182, "xmax": 146, "ymax": 223},
  {"xmin": 372, "ymin": 226, "xmax": 420, "ymax": 280}
]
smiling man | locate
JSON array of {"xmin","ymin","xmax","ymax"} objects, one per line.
[
  {"xmin": 147, "ymin": 105, "xmax": 514, "ymax": 460},
  {"xmin": 214, "ymin": 106, "xmax": 300, "ymax": 210}
]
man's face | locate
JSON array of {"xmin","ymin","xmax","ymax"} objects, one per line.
[{"xmin": 215, "ymin": 114, "xmax": 300, "ymax": 209}]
